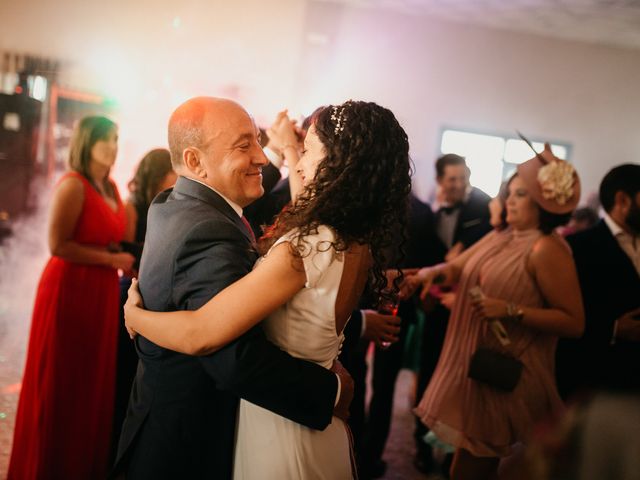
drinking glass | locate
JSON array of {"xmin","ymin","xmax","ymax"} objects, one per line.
[{"xmin": 377, "ymin": 289, "xmax": 399, "ymax": 349}]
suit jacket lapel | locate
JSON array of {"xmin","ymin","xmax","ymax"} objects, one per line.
[
  {"xmin": 172, "ymin": 176, "xmax": 255, "ymax": 245},
  {"xmin": 596, "ymin": 220, "xmax": 640, "ymax": 284}
]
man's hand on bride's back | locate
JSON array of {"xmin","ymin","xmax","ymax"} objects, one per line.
[{"xmin": 331, "ymin": 360, "xmax": 354, "ymax": 422}]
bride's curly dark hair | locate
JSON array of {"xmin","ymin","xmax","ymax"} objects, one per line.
[{"xmin": 258, "ymin": 100, "xmax": 412, "ymax": 299}]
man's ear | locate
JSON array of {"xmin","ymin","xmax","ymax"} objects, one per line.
[{"xmin": 183, "ymin": 148, "xmax": 206, "ymax": 179}]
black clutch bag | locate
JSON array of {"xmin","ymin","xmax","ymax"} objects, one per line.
[{"xmin": 468, "ymin": 347, "xmax": 523, "ymax": 392}]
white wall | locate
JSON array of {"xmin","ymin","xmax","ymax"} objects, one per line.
[
  {"xmin": 2, "ymin": 0, "xmax": 639, "ymax": 200},
  {"xmin": 293, "ymin": 2, "xmax": 640, "ymax": 201},
  {"xmin": 0, "ymin": 0, "xmax": 307, "ymax": 189}
]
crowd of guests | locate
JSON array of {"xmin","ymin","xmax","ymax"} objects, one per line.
[{"xmin": 6, "ymin": 97, "xmax": 639, "ymax": 480}]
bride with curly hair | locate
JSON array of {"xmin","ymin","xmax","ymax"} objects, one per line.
[{"xmin": 124, "ymin": 100, "xmax": 412, "ymax": 479}]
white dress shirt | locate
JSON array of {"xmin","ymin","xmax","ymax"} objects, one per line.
[{"xmin": 184, "ymin": 177, "xmax": 243, "ymax": 217}]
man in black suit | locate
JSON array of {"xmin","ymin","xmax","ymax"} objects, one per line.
[
  {"xmin": 358, "ymin": 193, "xmax": 441, "ymax": 478},
  {"xmin": 432, "ymin": 154, "xmax": 492, "ymax": 258},
  {"xmin": 114, "ymin": 97, "xmax": 352, "ymax": 479},
  {"xmin": 414, "ymin": 153, "xmax": 492, "ymax": 475},
  {"xmin": 557, "ymin": 164, "xmax": 640, "ymax": 398}
]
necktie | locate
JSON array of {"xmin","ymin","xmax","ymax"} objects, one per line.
[{"xmin": 240, "ymin": 216, "xmax": 256, "ymax": 244}]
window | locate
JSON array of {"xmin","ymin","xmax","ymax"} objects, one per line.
[
  {"xmin": 440, "ymin": 128, "xmax": 570, "ymax": 197},
  {"xmin": 27, "ymin": 75, "xmax": 48, "ymax": 102}
]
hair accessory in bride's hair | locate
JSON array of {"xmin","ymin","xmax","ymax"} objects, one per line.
[{"xmin": 330, "ymin": 105, "xmax": 347, "ymax": 136}]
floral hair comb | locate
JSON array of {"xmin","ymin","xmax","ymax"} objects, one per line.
[{"xmin": 330, "ymin": 105, "xmax": 347, "ymax": 136}]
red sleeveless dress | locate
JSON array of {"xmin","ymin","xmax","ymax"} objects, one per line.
[{"xmin": 8, "ymin": 172, "xmax": 126, "ymax": 479}]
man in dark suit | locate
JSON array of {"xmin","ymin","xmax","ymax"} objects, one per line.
[
  {"xmin": 358, "ymin": 193, "xmax": 441, "ymax": 478},
  {"xmin": 432, "ymin": 154, "xmax": 492, "ymax": 258},
  {"xmin": 557, "ymin": 164, "xmax": 640, "ymax": 398},
  {"xmin": 414, "ymin": 153, "xmax": 492, "ymax": 475},
  {"xmin": 114, "ymin": 97, "xmax": 352, "ymax": 479}
]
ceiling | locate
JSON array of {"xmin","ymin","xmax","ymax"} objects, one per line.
[{"xmin": 316, "ymin": 0, "xmax": 640, "ymax": 50}]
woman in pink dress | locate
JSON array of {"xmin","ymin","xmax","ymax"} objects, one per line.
[
  {"xmin": 403, "ymin": 144, "xmax": 585, "ymax": 479},
  {"xmin": 8, "ymin": 116, "xmax": 135, "ymax": 479}
]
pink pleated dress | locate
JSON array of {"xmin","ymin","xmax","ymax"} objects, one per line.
[{"xmin": 415, "ymin": 228, "xmax": 564, "ymax": 457}]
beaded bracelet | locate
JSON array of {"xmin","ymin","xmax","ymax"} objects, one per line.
[{"xmin": 506, "ymin": 302, "xmax": 524, "ymax": 324}]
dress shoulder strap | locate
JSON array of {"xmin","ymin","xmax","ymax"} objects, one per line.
[{"xmin": 57, "ymin": 171, "xmax": 89, "ymax": 187}]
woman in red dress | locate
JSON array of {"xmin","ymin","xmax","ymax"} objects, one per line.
[{"xmin": 8, "ymin": 116, "xmax": 135, "ymax": 479}]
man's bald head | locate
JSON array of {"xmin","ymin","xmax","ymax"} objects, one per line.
[
  {"xmin": 167, "ymin": 96, "xmax": 246, "ymax": 170},
  {"xmin": 166, "ymin": 96, "xmax": 268, "ymax": 207}
]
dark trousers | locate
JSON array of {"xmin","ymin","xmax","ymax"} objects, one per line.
[
  {"xmin": 362, "ymin": 318, "xmax": 410, "ymax": 462},
  {"xmin": 110, "ymin": 277, "xmax": 140, "ymax": 464},
  {"xmin": 340, "ymin": 338, "xmax": 369, "ymax": 458}
]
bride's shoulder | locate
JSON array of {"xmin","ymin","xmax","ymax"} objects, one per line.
[
  {"xmin": 272, "ymin": 224, "xmax": 334, "ymax": 245},
  {"xmin": 261, "ymin": 226, "xmax": 340, "ymax": 273},
  {"xmin": 284, "ymin": 225, "xmax": 339, "ymax": 288},
  {"xmin": 279, "ymin": 225, "xmax": 336, "ymax": 252}
]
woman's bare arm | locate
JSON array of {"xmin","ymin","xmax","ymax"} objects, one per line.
[
  {"xmin": 49, "ymin": 176, "xmax": 134, "ymax": 270},
  {"xmin": 402, "ymin": 230, "xmax": 497, "ymax": 299},
  {"xmin": 125, "ymin": 242, "xmax": 306, "ymax": 355},
  {"xmin": 472, "ymin": 235, "xmax": 585, "ymax": 338},
  {"xmin": 284, "ymin": 145, "xmax": 303, "ymax": 203},
  {"xmin": 268, "ymin": 114, "xmax": 303, "ymax": 202},
  {"xmin": 525, "ymin": 235, "xmax": 585, "ymax": 337}
]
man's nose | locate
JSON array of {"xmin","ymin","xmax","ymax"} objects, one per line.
[{"xmin": 252, "ymin": 146, "xmax": 269, "ymax": 165}]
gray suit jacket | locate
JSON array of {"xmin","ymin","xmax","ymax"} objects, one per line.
[{"xmin": 114, "ymin": 176, "xmax": 337, "ymax": 479}]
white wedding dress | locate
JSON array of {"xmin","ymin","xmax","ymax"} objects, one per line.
[{"xmin": 233, "ymin": 226, "xmax": 354, "ymax": 480}]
